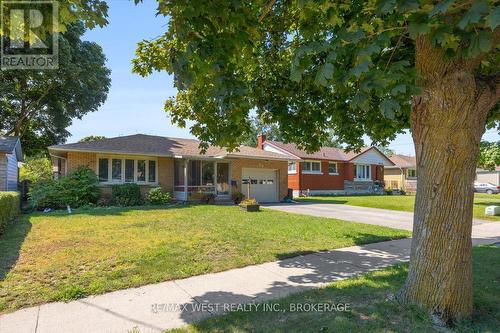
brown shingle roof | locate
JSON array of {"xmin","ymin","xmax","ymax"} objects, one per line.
[
  {"xmin": 49, "ymin": 134, "xmax": 296, "ymax": 161},
  {"xmin": 266, "ymin": 140, "xmax": 377, "ymax": 161},
  {"xmin": 388, "ymin": 154, "xmax": 416, "ymax": 168}
]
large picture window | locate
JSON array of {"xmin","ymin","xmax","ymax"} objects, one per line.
[
  {"xmin": 354, "ymin": 164, "xmax": 371, "ymax": 180},
  {"xmin": 97, "ymin": 156, "xmax": 157, "ymax": 184},
  {"xmin": 328, "ymin": 162, "xmax": 338, "ymax": 175}
]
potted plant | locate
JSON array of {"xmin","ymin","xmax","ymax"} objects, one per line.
[
  {"xmin": 231, "ymin": 192, "xmax": 244, "ymax": 205},
  {"xmin": 239, "ymin": 198, "xmax": 260, "ymax": 212}
]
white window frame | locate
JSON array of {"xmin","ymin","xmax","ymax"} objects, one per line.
[
  {"xmin": 328, "ymin": 162, "xmax": 338, "ymax": 175},
  {"xmin": 96, "ymin": 154, "xmax": 158, "ymax": 185},
  {"xmin": 302, "ymin": 160, "xmax": 322, "ymax": 174},
  {"xmin": 407, "ymin": 168, "xmax": 417, "ymax": 179},
  {"xmin": 288, "ymin": 162, "xmax": 297, "ymax": 174},
  {"xmin": 354, "ymin": 164, "xmax": 371, "ymax": 181}
]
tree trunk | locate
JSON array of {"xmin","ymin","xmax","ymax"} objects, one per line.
[{"xmin": 397, "ymin": 37, "xmax": 499, "ymax": 323}]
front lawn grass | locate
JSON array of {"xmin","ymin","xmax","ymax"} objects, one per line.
[
  {"xmin": 298, "ymin": 193, "xmax": 500, "ymax": 221},
  {"xmin": 0, "ymin": 205, "xmax": 409, "ymax": 313},
  {"xmin": 170, "ymin": 246, "xmax": 499, "ymax": 333}
]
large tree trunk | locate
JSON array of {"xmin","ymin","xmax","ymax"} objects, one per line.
[{"xmin": 397, "ymin": 37, "xmax": 499, "ymax": 323}]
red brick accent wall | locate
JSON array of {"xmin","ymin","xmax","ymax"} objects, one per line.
[
  {"xmin": 371, "ymin": 165, "xmax": 384, "ymax": 181},
  {"xmin": 298, "ymin": 160, "xmax": 346, "ymax": 191}
]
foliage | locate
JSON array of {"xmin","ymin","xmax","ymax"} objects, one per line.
[
  {"xmin": 201, "ymin": 193, "xmax": 217, "ymax": 204},
  {"xmin": 19, "ymin": 154, "xmax": 52, "ymax": 185},
  {"xmin": 0, "ymin": 192, "xmax": 19, "ymax": 234},
  {"xmin": 111, "ymin": 184, "xmax": 143, "ymax": 207},
  {"xmin": 146, "ymin": 187, "xmax": 172, "ymax": 205},
  {"xmin": 78, "ymin": 135, "xmax": 107, "ymax": 143},
  {"xmin": 0, "ymin": 23, "xmax": 111, "ymax": 156},
  {"xmin": 240, "ymin": 198, "xmax": 259, "ymax": 206},
  {"xmin": 385, "ymin": 189, "xmax": 393, "ymax": 195},
  {"xmin": 377, "ymin": 146, "xmax": 395, "ymax": 157},
  {"xmin": 478, "ymin": 140, "xmax": 500, "ymax": 171},
  {"xmin": 29, "ymin": 166, "xmax": 100, "ymax": 209},
  {"xmin": 399, "ymin": 189, "xmax": 406, "ymax": 195},
  {"xmin": 231, "ymin": 192, "xmax": 245, "ymax": 205},
  {"xmin": 133, "ymin": 0, "xmax": 499, "ymax": 152}
]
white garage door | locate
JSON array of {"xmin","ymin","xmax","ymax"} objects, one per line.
[{"xmin": 242, "ymin": 168, "xmax": 278, "ymax": 203}]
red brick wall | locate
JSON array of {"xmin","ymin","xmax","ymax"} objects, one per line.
[{"xmin": 297, "ymin": 160, "xmax": 345, "ymax": 191}]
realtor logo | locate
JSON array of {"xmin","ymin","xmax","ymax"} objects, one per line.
[{"xmin": 1, "ymin": 1, "xmax": 58, "ymax": 70}]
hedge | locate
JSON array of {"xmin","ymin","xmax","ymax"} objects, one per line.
[{"xmin": 0, "ymin": 192, "xmax": 20, "ymax": 234}]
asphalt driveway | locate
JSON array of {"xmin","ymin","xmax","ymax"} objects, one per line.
[{"xmin": 263, "ymin": 202, "xmax": 494, "ymax": 232}]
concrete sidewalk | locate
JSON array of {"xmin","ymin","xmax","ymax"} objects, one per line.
[{"xmin": 2, "ymin": 232, "xmax": 499, "ymax": 333}]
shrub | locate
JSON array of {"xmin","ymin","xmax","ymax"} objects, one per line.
[
  {"xmin": 0, "ymin": 192, "xmax": 20, "ymax": 234},
  {"xmin": 19, "ymin": 154, "xmax": 52, "ymax": 185},
  {"xmin": 399, "ymin": 189, "xmax": 406, "ymax": 195},
  {"xmin": 231, "ymin": 192, "xmax": 244, "ymax": 205},
  {"xmin": 112, "ymin": 183, "xmax": 143, "ymax": 206},
  {"xmin": 384, "ymin": 189, "xmax": 393, "ymax": 195},
  {"xmin": 201, "ymin": 193, "xmax": 216, "ymax": 204},
  {"xmin": 29, "ymin": 166, "xmax": 100, "ymax": 209},
  {"xmin": 146, "ymin": 187, "xmax": 172, "ymax": 205}
]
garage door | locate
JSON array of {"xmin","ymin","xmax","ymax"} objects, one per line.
[{"xmin": 242, "ymin": 168, "xmax": 278, "ymax": 203}]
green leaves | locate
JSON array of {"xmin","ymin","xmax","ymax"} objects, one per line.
[
  {"xmin": 485, "ymin": 6, "xmax": 500, "ymax": 29},
  {"xmin": 408, "ymin": 21, "xmax": 430, "ymax": 39},
  {"xmin": 380, "ymin": 99, "xmax": 401, "ymax": 119},
  {"xmin": 467, "ymin": 31, "xmax": 493, "ymax": 57},
  {"xmin": 315, "ymin": 63, "xmax": 334, "ymax": 86},
  {"xmin": 458, "ymin": 1, "xmax": 489, "ymax": 29},
  {"xmin": 428, "ymin": 0, "xmax": 455, "ymax": 18}
]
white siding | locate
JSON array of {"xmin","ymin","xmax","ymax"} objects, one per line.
[
  {"xmin": 6, "ymin": 153, "xmax": 18, "ymax": 191},
  {"xmin": 263, "ymin": 143, "xmax": 291, "ymax": 156},
  {"xmin": 351, "ymin": 149, "xmax": 392, "ymax": 166}
]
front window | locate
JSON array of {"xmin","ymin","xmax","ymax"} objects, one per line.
[
  {"xmin": 98, "ymin": 158, "xmax": 108, "ymax": 182},
  {"xmin": 149, "ymin": 161, "xmax": 156, "ymax": 183},
  {"xmin": 97, "ymin": 156, "xmax": 157, "ymax": 184},
  {"xmin": 125, "ymin": 159, "xmax": 134, "ymax": 182},
  {"xmin": 302, "ymin": 161, "xmax": 321, "ymax": 173},
  {"xmin": 408, "ymin": 168, "xmax": 417, "ymax": 179},
  {"xmin": 288, "ymin": 162, "xmax": 296, "ymax": 174},
  {"xmin": 201, "ymin": 161, "xmax": 215, "ymax": 185},
  {"xmin": 328, "ymin": 162, "xmax": 338, "ymax": 174},
  {"xmin": 355, "ymin": 164, "xmax": 371, "ymax": 180},
  {"xmin": 137, "ymin": 160, "xmax": 146, "ymax": 182},
  {"xmin": 112, "ymin": 159, "xmax": 122, "ymax": 181}
]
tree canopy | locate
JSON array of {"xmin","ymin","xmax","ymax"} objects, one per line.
[
  {"xmin": 133, "ymin": 0, "xmax": 499, "ymax": 152},
  {"xmin": 0, "ymin": 23, "xmax": 111, "ymax": 156},
  {"xmin": 478, "ymin": 140, "xmax": 500, "ymax": 170},
  {"xmin": 79, "ymin": 135, "xmax": 107, "ymax": 142}
]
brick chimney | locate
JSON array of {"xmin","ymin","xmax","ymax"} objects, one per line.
[{"xmin": 257, "ymin": 134, "xmax": 266, "ymax": 149}]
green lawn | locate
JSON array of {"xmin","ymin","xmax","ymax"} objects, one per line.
[
  {"xmin": 170, "ymin": 246, "xmax": 500, "ymax": 333},
  {"xmin": 0, "ymin": 205, "xmax": 409, "ymax": 313},
  {"xmin": 298, "ymin": 193, "xmax": 500, "ymax": 221}
]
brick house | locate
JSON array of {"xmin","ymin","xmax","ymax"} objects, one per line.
[
  {"xmin": 48, "ymin": 134, "xmax": 297, "ymax": 203},
  {"xmin": 257, "ymin": 135, "xmax": 394, "ymax": 196}
]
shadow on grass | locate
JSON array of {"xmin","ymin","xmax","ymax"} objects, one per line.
[
  {"xmin": 0, "ymin": 216, "xmax": 31, "ymax": 281},
  {"xmin": 168, "ymin": 246, "xmax": 498, "ymax": 332}
]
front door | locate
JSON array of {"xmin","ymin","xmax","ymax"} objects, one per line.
[{"xmin": 216, "ymin": 162, "xmax": 230, "ymax": 196}]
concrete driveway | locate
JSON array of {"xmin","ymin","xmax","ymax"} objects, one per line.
[{"xmin": 263, "ymin": 202, "xmax": 495, "ymax": 232}]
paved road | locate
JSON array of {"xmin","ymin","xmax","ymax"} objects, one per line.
[{"xmin": 263, "ymin": 202, "xmax": 495, "ymax": 232}]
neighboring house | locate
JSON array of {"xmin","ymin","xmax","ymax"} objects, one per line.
[
  {"xmin": 475, "ymin": 167, "xmax": 500, "ymax": 186},
  {"xmin": 384, "ymin": 154, "xmax": 417, "ymax": 191},
  {"xmin": 257, "ymin": 135, "xmax": 394, "ymax": 196},
  {"xmin": 48, "ymin": 134, "xmax": 297, "ymax": 203},
  {"xmin": 0, "ymin": 136, "xmax": 23, "ymax": 191}
]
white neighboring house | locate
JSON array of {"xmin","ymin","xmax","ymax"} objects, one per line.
[
  {"xmin": 476, "ymin": 167, "xmax": 500, "ymax": 186},
  {"xmin": 0, "ymin": 137, "xmax": 23, "ymax": 191}
]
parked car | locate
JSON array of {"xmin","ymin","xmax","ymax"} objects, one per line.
[{"xmin": 474, "ymin": 182, "xmax": 500, "ymax": 194}]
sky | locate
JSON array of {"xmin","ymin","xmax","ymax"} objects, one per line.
[{"xmin": 68, "ymin": 0, "xmax": 499, "ymax": 156}]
